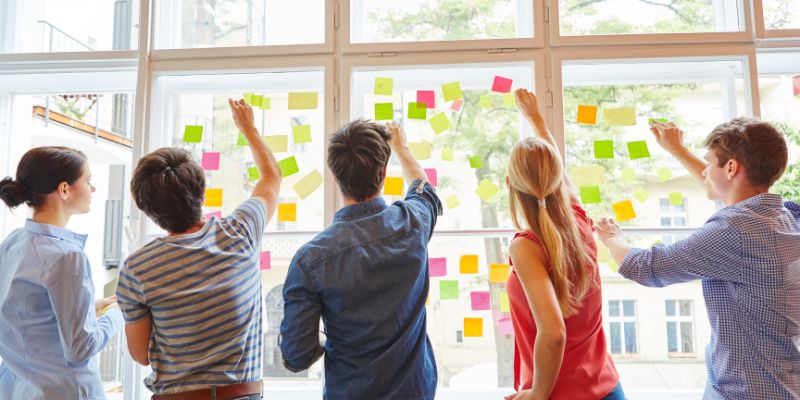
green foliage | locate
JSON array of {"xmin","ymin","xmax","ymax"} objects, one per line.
[{"xmin": 771, "ymin": 122, "xmax": 800, "ymax": 202}]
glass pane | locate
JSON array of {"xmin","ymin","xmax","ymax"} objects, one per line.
[
  {"xmin": 622, "ymin": 300, "xmax": 635, "ymax": 317},
  {"xmin": 562, "ymin": 59, "xmax": 746, "ymax": 229},
  {"xmin": 1, "ymin": 0, "xmax": 139, "ymax": 53},
  {"xmin": 763, "ymin": 0, "xmax": 800, "ymax": 30},
  {"xmin": 351, "ymin": 0, "xmax": 534, "ymax": 43},
  {"xmin": 623, "ymin": 322, "xmax": 637, "ymax": 353},
  {"xmin": 660, "ymin": 217, "xmax": 672, "ymax": 226},
  {"xmin": 610, "ymin": 322, "xmax": 621, "ymax": 354},
  {"xmin": 153, "ymin": 0, "xmax": 325, "ymax": 49},
  {"xmin": 667, "ymin": 321, "xmax": 678, "ymax": 352},
  {"xmin": 680, "ymin": 321, "xmax": 694, "ymax": 353},
  {"xmin": 665, "ymin": 300, "xmax": 675, "ymax": 316},
  {"xmin": 608, "ymin": 300, "xmax": 620, "ymax": 317},
  {"xmin": 679, "ymin": 300, "xmax": 692, "ymax": 316},
  {"xmin": 350, "ymin": 63, "xmax": 535, "ymax": 230},
  {"xmin": 558, "ymin": 0, "xmax": 743, "ymax": 36}
]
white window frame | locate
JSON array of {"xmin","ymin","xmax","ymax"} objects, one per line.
[
  {"xmin": 665, "ymin": 299, "xmax": 696, "ymax": 357},
  {"xmin": 607, "ymin": 299, "xmax": 639, "ymax": 357}
]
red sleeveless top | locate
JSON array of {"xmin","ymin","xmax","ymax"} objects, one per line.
[{"xmin": 506, "ymin": 203, "xmax": 618, "ymax": 399}]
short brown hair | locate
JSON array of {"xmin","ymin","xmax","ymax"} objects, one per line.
[
  {"xmin": 131, "ymin": 148, "xmax": 205, "ymax": 233},
  {"xmin": 327, "ymin": 120, "xmax": 392, "ymax": 201},
  {"xmin": 704, "ymin": 117, "xmax": 788, "ymax": 188}
]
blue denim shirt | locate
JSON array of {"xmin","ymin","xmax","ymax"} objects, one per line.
[{"xmin": 280, "ymin": 180, "xmax": 442, "ymax": 400}]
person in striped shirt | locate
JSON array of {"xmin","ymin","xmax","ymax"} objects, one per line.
[{"xmin": 117, "ymin": 99, "xmax": 281, "ymax": 399}]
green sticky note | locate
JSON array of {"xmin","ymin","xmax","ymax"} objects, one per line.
[
  {"xmin": 441, "ymin": 148, "xmax": 454, "ymax": 161},
  {"xmin": 604, "ymin": 107, "xmax": 636, "ymax": 126},
  {"xmin": 445, "ymin": 194, "xmax": 460, "ymax": 209},
  {"xmin": 469, "ymin": 156, "xmax": 483, "ymax": 169},
  {"xmin": 259, "ymin": 97, "xmax": 271, "ymax": 110},
  {"xmin": 293, "ymin": 169, "xmax": 323, "ymax": 199},
  {"xmin": 429, "ymin": 112, "xmax": 451, "ymax": 134},
  {"xmin": 442, "ymin": 81, "xmax": 463, "ymax": 102},
  {"xmin": 248, "ymin": 166, "xmax": 260, "ymax": 181},
  {"xmin": 634, "ymin": 188, "xmax": 650, "ymax": 203},
  {"xmin": 608, "ymin": 257, "xmax": 619, "ymax": 273},
  {"xmin": 288, "ymin": 92, "xmax": 318, "ymax": 110},
  {"xmin": 648, "ymin": 117, "xmax": 669, "ymax": 124},
  {"xmin": 627, "ymin": 141, "xmax": 651, "ymax": 160},
  {"xmin": 669, "ymin": 192, "xmax": 684, "ymax": 206},
  {"xmin": 243, "ymin": 92, "xmax": 254, "ymax": 104},
  {"xmin": 475, "ymin": 179, "xmax": 500, "ymax": 202},
  {"xmin": 657, "ymin": 167, "xmax": 673, "ymax": 182},
  {"xmin": 236, "ymin": 132, "xmax": 249, "ymax": 146},
  {"xmin": 183, "ymin": 125, "xmax": 203, "ymax": 143},
  {"xmin": 479, "ymin": 94, "xmax": 493, "ymax": 109},
  {"xmin": 408, "ymin": 102, "xmax": 427, "ymax": 120},
  {"xmin": 375, "ymin": 103, "xmax": 394, "ymax": 120},
  {"xmin": 292, "ymin": 125, "xmax": 312, "ymax": 144},
  {"xmin": 408, "ymin": 142, "xmax": 432, "ymax": 160},
  {"xmin": 263, "ymin": 135, "xmax": 288, "ymax": 153},
  {"xmin": 621, "ymin": 168, "xmax": 637, "ymax": 183},
  {"xmin": 374, "ymin": 77, "xmax": 393, "ymax": 96},
  {"xmin": 570, "ymin": 165, "xmax": 606, "ymax": 186},
  {"xmin": 503, "ymin": 93, "xmax": 516, "ymax": 108},
  {"xmin": 440, "ymin": 280, "xmax": 459, "ymax": 300},
  {"xmin": 251, "ymin": 95, "xmax": 263, "ymax": 108},
  {"xmin": 278, "ymin": 156, "xmax": 299, "ymax": 177},
  {"xmin": 593, "ymin": 140, "xmax": 614, "ymax": 159},
  {"xmin": 580, "ymin": 186, "xmax": 601, "ymax": 204}
]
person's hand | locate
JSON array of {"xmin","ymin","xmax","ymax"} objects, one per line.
[
  {"xmin": 650, "ymin": 122, "xmax": 686, "ymax": 154},
  {"xmin": 228, "ymin": 98, "xmax": 257, "ymax": 135},
  {"xmin": 386, "ymin": 121, "xmax": 408, "ymax": 152},
  {"xmin": 596, "ymin": 217, "xmax": 624, "ymax": 243},
  {"xmin": 95, "ymin": 296, "xmax": 118, "ymax": 318},
  {"xmin": 503, "ymin": 389, "xmax": 542, "ymax": 400},
  {"xmin": 514, "ymin": 88, "xmax": 542, "ymax": 122}
]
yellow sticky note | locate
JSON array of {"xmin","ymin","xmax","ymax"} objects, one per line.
[
  {"xmin": 408, "ymin": 142, "xmax": 432, "ymax": 160},
  {"xmin": 570, "ymin": 165, "xmax": 606, "ymax": 186},
  {"xmin": 503, "ymin": 93, "xmax": 516, "ymax": 108},
  {"xmin": 657, "ymin": 167, "xmax": 673, "ymax": 182},
  {"xmin": 633, "ymin": 188, "xmax": 650, "ymax": 204},
  {"xmin": 500, "ymin": 292, "xmax": 510, "ymax": 313},
  {"xmin": 384, "ymin": 177, "xmax": 403, "ymax": 196},
  {"xmin": 577, "ymin": 105, "xmax": 598, "ymax": 125},
  {"xmin": 604, "ymin": 107, "xmax": 636, "ymax": 126},
  {"xmin": 445, "ymin": 195, "xmax": 460, "ymax": 209},
  {"xmin": 464, "ymin": 317, "xmax": 483, "ymax": 337},
  {"xmin": 489, "ymin": 263, "xmax": 510, "ymax": 283},
  {"xmin": 460, "ymin": 254, "xmax": 479, "ymax": 274},
  {"xmin": 428, "ymin": 112, "xmax": 452, "ymax": 134},
  {"xmin": 441, "ymin": 148, "xmax": 454, "ymax": 161},
  {"xmin": 292, "ymin": 125, "xmax": 312, "ymax": 144},
  {"xmin": 277, "ymin": 203, "xmax": 297, "ymax": 222},
  {"xmin": 204, "ymin": 188, "xmax": 223, "ymax": 207},
  {"xmin": 612, "ymin": 200, "xmax": 636, "ymax": 222},
  {"xmin": 479, "ymin": 94, "xmax": 493, "ymax": 109},
  {"xmin": 621, "ymin": 168, "xmax": 637, "ymax": 183},
  {"xmin": 374, "ymin": 77, "xmax": 393, "ymax": 96},
  {"xmin": 475, "ymin": 179, "xmax": 500, "ymax": 202},
  {"xmin": 442, "ymin": 81, "xmax": 463, "ymax": 102},
  {"xmin": 288, "ymin": 92, "xmax": 318, "ymax": 110},
  {"xmin": 293, "ymin": 169, "xmax": 323, "ymax": 199},
  {"xmin": 263, "ymin": 135, "xmax": 289, "ymax": 153},
  {"xmin": 669, "ymin": 192, "xmax": 684, "ymax": 206}
]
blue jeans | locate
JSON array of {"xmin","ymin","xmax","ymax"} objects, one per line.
[{"xmin": 601, "ymin": 382, "xmax": 626, "ymax": 400}]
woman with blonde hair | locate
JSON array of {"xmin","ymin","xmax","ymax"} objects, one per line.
[{"xmin": 504, "ymin": 89, "xmax": 623, "ymax": 400}]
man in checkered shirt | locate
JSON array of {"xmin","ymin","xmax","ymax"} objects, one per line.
[{"xmin": 597, "ymin": 118, "xmax": 800, "ymax": 400}]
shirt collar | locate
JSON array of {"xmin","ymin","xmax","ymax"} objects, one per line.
[
  {"xmin": 334, "ymin": 197, "xmax": 387, "ymax": 222},
  {"xmin": 733, "ymin": 192, "xmax": 784, "ymax": 209},
  {"xmin": 24, "ymin": 219, "xmax": 87, "ymax": 249}
]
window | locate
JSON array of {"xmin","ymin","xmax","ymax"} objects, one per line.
[
  {"xmin": 659, "ymin": 197, "xmax": 688, "ymax": 244},
  {"xmin": 761, "ymin": 0, "xmax": 800, "ymax": 30},
  {"xmin": 666, "ymin": 300, "xmax": 695, "ymax": 356},
  {"xmin": 607, "ymin": 300, "xmax": 638, "ymax": 356}
]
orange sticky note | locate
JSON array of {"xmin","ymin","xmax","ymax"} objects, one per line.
[
  {"xmin": 277, "ymin": 203, "xmax": 297, "ymax": 222},
  {"xmin": 204, "ymin": 188, "xmax": 223, "ymax": 207},
  {"xmin": 384, "ymin": 177, "xmax": 403, "ymax": 196},
  {"xmin": 460, "ymin": 254, "xmax": 479, "ymax": 274},
  {"xmin": 489, "ymin": 263, "xmax": 510, "ymax": 283},
  {"xmin": 612, "ymin": 200, "xmax": 636, "ymax": 222},
  {"xmin": 464, "ymin": 317, "xmax": 483, "ymax": 337},
  {"xmin": 577, "ymin": 105, "xmax": 598, "ymax": 125}
]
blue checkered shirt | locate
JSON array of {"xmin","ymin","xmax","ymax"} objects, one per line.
[{"xmin": 621, "ymin": 194, "xmax": 800, "ymax": 400}]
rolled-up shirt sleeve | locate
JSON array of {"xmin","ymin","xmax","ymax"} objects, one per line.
[
  {"xmin": 280, "ymin": 255, "xmax": 323, "ymax": 372},
  {"xmin": 404, "ymin": 180, "xmax": 443, "ymax": 242}
]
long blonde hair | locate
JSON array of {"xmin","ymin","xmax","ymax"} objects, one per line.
[{"xmin": 508, "ymin": 137, "xmax": 592, "ymax": 316}]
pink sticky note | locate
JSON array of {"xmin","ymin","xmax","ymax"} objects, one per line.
[
  {"xmin": 204, "ymin": 211, "xmax": 222, "ymax": 220},
  {"xmin": 450, "ymin": 99, "xmax": 463, "ymax": 112},
  {"xmin": 492, "ymin": 76, "xmax": 513, "ymax": 93},
  {"xmin": 429, "ymin": 257, "xmax": 447, "ymax": 277},
  {"xmin": 417, "ymin": 90, "xmax": 435, "ymax": 109},
  {"xmin": 424, "ymin": 168, "xmax": 438, "ymax": 187},
  {"xmin": 259, "ymin": 251, "xmax": 271, "ymax": 270},
  {"xmin": 470, "ymin": 291, "xmax": 491, "ymax": 310},
  {"xmin": 201, "ymin": 152, "xmax": 221, "ymax": 171},
  {"xmin": 498, "ymin": 316, "xmax": 514, "ymax": 335}
]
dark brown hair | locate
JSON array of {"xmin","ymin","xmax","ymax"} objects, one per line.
[
  {"xmin": 0, "ymin": 146, "xmax": 87, "ymax": 209},
  {"xmin": 130, "ymin": 147, "xmax": 205, "ymax": 233},
  {"xmin": 704, "ymin": 117, "xmax": 788, "ymax": 188},
  {"xmin": 327, "ymin": 119, "xmax": 392, "ymax": 201}
]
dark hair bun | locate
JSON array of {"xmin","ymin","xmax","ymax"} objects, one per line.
[{"xmin": 0, "ymin": 177, "xmax": 30, "ymax": 208}]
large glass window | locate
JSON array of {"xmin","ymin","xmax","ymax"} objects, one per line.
[
  {"xmin": 762, "ymin": 0, "xmax": 800, "ymax": 30},
  {"xmin": 608, "ymin": 300, "xmax": 638, "ymax": 355},
  {"xmin": 666, "ymin": 299, "xmax": 696, "ymax": 356}
]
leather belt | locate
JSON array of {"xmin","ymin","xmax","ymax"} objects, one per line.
[{"xmin": 151, "ymin": 381, "xmax": 263, "ymax": 400}]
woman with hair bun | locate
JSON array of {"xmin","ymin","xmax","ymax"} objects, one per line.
[{"xmin": 0, "ymin": 146, "xmax": 123, "ymax": 400}]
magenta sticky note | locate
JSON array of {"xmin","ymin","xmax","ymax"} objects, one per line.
[
  {"xmin": 424, "ymin": 168, "xmax": 438, "ymax": 187},
  {"xmin": 201, "ymin": 151, "xmax": 221, "ymax": 171},
  {"xmin": 259, "ymin": 251, "xmax": 271, "ymax": 270},
  {"xmin": 471, "ymin": 291, "xmax": 491, "ymax": 310},
  {"xmin": 498, "ymin": 316, "xmax": 514, "ymax": 335},
  {"xmin": 492, "ymin": 76, "xmax": 513, "ymax": 93},
  {"xmin": 429, "ymin": 257, "xmax": 447, "ymax": 277},
  {"xmin": 204, "ymin": 211, "xmax": 222, "ymax": 220},
  {"xmin": 450, "ymin": 99, "xmax": 463, "ymax": 112},
  {"xmin": 417, "ymin": 90, "xmax": 435, "ymax": 109}
]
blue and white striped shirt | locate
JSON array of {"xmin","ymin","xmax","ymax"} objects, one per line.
[
  {"xmin": 621, "ymin": 193, "xmax": 800, "ymax": 400},
  {"xmin": 117, "ymin": 198, "xmax": 266, "ymax": 395}
]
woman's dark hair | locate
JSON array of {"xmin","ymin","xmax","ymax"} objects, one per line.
[{"xmin": 0, "ymin": 146, "xmax": 87, "ymax": 209}]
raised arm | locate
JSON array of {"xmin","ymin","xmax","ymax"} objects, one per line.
[
  {"xmin": 649, "ymin": 122, "xmax": 706, "ymax": 185},
  {"xmin": 386, "ymin": 121, "xmax": 427, "ymax": 185}
]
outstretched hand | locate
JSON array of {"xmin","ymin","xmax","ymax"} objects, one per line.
[
  {"xmin": 596, "ymin": 217, "xmax": 624, "ymax": 243},
  {"xmin": 386, "ymin": 121, "xmax": 407, "ymax": 152},
  {"xmin": 228, "ymin": 98, "xmax": 256, "ymax": 135},
  {"xmin": 514, "ymin": 88, "xmax": 542, "ymax": 122},
  {"xmin": 650, "ymin": 122, "xmax": 686, "ymax": 154}
]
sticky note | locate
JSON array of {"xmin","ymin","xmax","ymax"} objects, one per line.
[
  {"xmin": 460, "ymin": 254, "xmax": 479, "ymax": 274},
  {"xmin": 259, "ymin": 251, "xmax": 271, "ymax": 270},
  {"xmin": 440, "ymin": 280, "xmax": 459, "ymax": 300},
  {"xmin": 442, "ymin": 81, "xmax": 463, "ymax": 102},
  {"xmin": 612, "ymin": 200, "xmax": 636, "ymax": 222},
  {"xmin": 375, "ymin": 103, "xmax": 394, "ymax": 120},
  {"xmin": 503, "ymin": 93, "xmax": 516, "ymax": 108},
  {"xmin": 429, "ymin": 257, "xmax": 447, "ymax": 277},
  {"xmin": 424, "ymin": 168, "xmax": 438, "ymax": 187},
  {"xmin": 445, "ymin": 195, "xmax": 460, "ymax": 209},
  {"xmin": 633, "ymin": 188, "xmax": 650, "ymax": 203},
  {"xmin": 608, "ymin": 257, "xmax": 619, "ymax": 273},
  {"xmin": 489, "ymin": 263, "xmax": 510, "ymax": 283},
  {"xmin": 183, "ymin": 125, "xmax": 203, "ymax": 143},
  {"xmin": 429, "ymin": 112, "xmax": 451, "ymax": 134},
  {"xmin": 580, "ymin": 186, "xmax": 601, "ymax": 204},
  {"xmin": 441, "ymin": 148, "xmax": 454, "ymax": 161},
  {"xmin": 204, "ymin": 188, "xmax": 223, "ymax": 207},
  {"xmin": 500, "ymin": 292, "xmax": 510, "ymax": 312},
  {"xmin": 417, "ymin": 90, "xmax": 435, "ymax": 108},
  {"xmin": 278, "ymin": 156, "xmax": 299, "ymax": 177},
  {"xmin": 201, "ymin": 152, "xmax": 220, "ymax": 171},
  {"xmin": 292, "ymin": 125, "xmax": 312, "ymax": 144},
  {"xmin": 259, "ymin": 97, "xmax": 271, "ymax": 110},
  {"xmin": 648, "ymin": 117, "xmax": 669, "ymax": 124},
  {"xmin": 498, "ymin": 316, "xmax": 514, "ymax": 335},
  {"xmin": 469, "ymin": 156, "xmax": 483, "ymax": 169},
  {"xmin": 204, "ymin": 211, "xmax": 222, "ymax": 220},
  {"xmin": 464, "ymin": 317, "xmax": 483, "ymax": 337},
  {"xmin": 669, "ymin": 192, "xmax": 684, "ymax": 206},
  {"xmin": 627, "ymin": 141, "xmax": 651, "ymax": 160},
  {"xmin": 492, "ymin": 76, "xmax": 513, "ymax": 93},
  {"xmin": 475, "ymin": 179, "xmax": 500, "ymax": 202},
  {"xmin": 374, "ymin": 77, "xmax": 393, "ymax": 96},
  {"xmin": 604, "ymin": 107, "xmax": 636, "ymax": 126},
  {"xmin": 570, "ymin": 165, "xmax": 606, "ymax": 186},
  {"xmin": 577, "ymin": 105, "xmax": 598, "ymax": 125},
  {"xmin": 621, "ymin": 168, "xmax": 637, "ymax": 183},
  {"xmin": 408, "ymin": 102, "xmax": 427, "ymax": 120},
  {"xmin": 593, "ymin": 140, "xmax": 614, "ymax": 159},
  {"xmin": 293, "ymin": 169, "xmax": 323, "ymax": 199},
  {"xmin": 657, "ymin": 167, "xmax": 673, "ymax": 182},
  {"xmin": 408, "ymin": 142, "xmax": 432, "ymax": 160},
  {"xmin": 278, "ymin": 203, "xmax": 297, "ymax": 222},
  {"xmin": 479, "ymin": 94, "xmax": 493, "ymax": 109},
  {"xmin": 248, "ymin": 166, "xmax": 260, "ymax": 181},
  {"xmin": 236, "ymin": 132, "xmax": 249, "ymax": 146},
  {"xmin": 384, "ymin": 176, "xmax": 403, "ymax": 196},
  {"xmin": 450, "ymin": 99, "xmax": 464, "ymax": 112},
  {"xmin": 471, "ymin": 291, "xmax": 491, "ymax": 310},
  {"xmin": 243, "ymin": 93, "xmax": 254, "ymax": 104},
  {"xmin": 263, "ymin": 135, "xmax": 289, "ymax": 153},
  {"xmin": 251, "ymin": 94, "xmax": 263, "ymax": 108},
  {"xmin": 288, "ymin": 92, "xmax": 318, "ymax": 110}
]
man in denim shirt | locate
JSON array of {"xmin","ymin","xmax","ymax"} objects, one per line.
[{"xmin": 280, "ymin": 120, "xmax": 442, "ymax": 400}]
